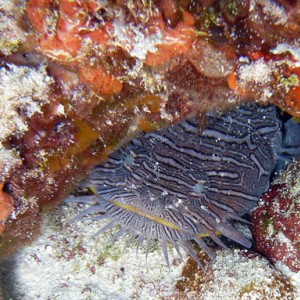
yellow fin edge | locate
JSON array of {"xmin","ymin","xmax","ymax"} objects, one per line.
[{"xmin": 109, "ymin": 199, "xmax": 219, "ymax": 238}]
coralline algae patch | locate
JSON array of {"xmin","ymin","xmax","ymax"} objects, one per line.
[
  {"xmin": 176, "ymin": 250, "xmax": 295, "ymax": 300},
  {"xmin": 251, "ymin": 159, "xmax": 300, "ymax": 293},
  {"xmin": 23, "ymin": 0, "xmax": 300, "ymax": 115},
  {"xmin": 2, "ymin": 201, "xmax": 296, "ymax": 300},
  {"xmin": 0, "ymin": 184, "xmax": 14, "ymax": 234},
  {"xmin": 252, "ymin": 184, "xmax": 300, "ymax": 272}
]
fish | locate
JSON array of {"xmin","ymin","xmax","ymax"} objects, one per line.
[{"xmin": 67, "ymin": 104, "xmax": 283, "ymax": 268}]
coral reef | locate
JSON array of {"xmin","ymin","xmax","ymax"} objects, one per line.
[
  {"xmin": 2, "ymin": 202, "xmax": 297, "ymax": 299},
  {"xmin": 0, "ymin": 64, "xmax": 53, "ymax": 181},
  {"xmin": 251, "ymin": 159, "xmax": 300, "ymax": 278},
  {"xmin": 0, "ymin": 1, "xmax": 299, "ymax": 298},
  {"xmin": 0, "ymin": 0, "xmax": 26, "ymax": 56},
  {"xmin": 176, "ymin": 249, "xmax": 295, "ymax": 299},
  {"xmin": 0, "ymin": 0, "xmax": 300, "ymax": 265},
  {"xmin": 0, "ymin": 184, "xmax": 14, "ymax": 234}
]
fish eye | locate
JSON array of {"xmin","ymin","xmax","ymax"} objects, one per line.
[
  {"xmin": 193, "ymin": 182, "xmax": 204, "ymax": 195},
  {"xmin": 123, "ymin": 153, "xmax": 134, "ymax": 166}
]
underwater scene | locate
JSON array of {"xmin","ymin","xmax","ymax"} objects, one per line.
[{"xmin": 0, "ymin": 0, "xmax": 300, "ymax": 299}]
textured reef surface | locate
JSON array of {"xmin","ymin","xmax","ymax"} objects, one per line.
[
  {"xmin": 0, "ymin": 0, "xmax": 300, "ymax": 298},
  {"xmin": 252, "ymin": 159, "xmax": 300, "ymax": 273},
  {"xmin": 0, "ymin": 201, "xmax": 297, "ymax": 299}
]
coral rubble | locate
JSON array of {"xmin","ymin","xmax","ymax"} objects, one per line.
[
  {"xmin": 176, "ymin": 249, "xmax": 295, "ymax": 299},
  {"xmin": 5, "ymin": 202, "xmax": 185, "ymax": 299}
]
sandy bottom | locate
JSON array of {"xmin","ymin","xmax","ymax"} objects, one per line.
[{"xmin": 0, "ymin": 201, "xmax": 298, "ymax": 300}]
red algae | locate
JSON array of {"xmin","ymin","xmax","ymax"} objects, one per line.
[
  {"xmin": 0, "ymin": 184, "xmax": 14, "ymax": 234},
  {"xmin": 144, "ymin": 10, "xmax": 196, "ymax": 66},
  {"xmin": 285, "ymin": 86, "xmax": 300, "ymax": 117},
  {"xmin": 78, "ymin": 65, "xmax": 123, "ymax": 95},
  {"xmin": 251, "ymin": 160, "xmax": 300, "ymax": 272}
]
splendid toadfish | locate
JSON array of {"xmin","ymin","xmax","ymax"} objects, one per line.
[{"xmin": 67, "ymin": 104, "xmax": 296, "ymax": 268}]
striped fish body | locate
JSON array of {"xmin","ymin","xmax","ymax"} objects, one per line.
[{"xmin": 82, "ymin": 104, "xmax": 282, "ymax": 266}]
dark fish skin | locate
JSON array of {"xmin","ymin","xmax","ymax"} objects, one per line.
[{"xmin": 71, "ymin": 104, "xmax": 282, "ymax": 267}]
